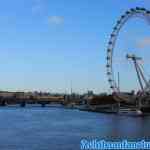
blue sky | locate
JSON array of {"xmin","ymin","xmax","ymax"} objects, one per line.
[{"xmin": 0, "ymin": 0, "xmax": 150, "ymax": 93}]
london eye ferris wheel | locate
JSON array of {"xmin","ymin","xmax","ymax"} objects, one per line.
[{"xmin": 106, "ymin": 7, "xmax": 150, "ymax": 101}]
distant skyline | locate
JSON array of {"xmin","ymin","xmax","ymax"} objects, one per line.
[{"xmin": 0, "ymin": 0, "xmax": 150, "ymax": 93}]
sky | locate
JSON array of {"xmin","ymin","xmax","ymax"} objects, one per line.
[{"xmin": 0, "ymin": 0, "xmax": 150, "ymax": 93}]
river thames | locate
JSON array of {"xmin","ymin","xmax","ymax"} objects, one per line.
[{"xmin": 0, "ymin": 105, "xmax": 150, "ymax": 150}]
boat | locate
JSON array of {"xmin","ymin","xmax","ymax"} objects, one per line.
[{"xmin": 118, "ymin": 108, "xmax": 143, "ymax": 116}]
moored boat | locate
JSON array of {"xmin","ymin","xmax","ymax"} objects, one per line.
[{"xmin": 118, "ymin": 108, "xmax": 143, "ymax": 116}]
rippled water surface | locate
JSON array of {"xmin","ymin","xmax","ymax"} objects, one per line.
[{"xmin": 0, "ymin": 105, "xmax": 150, "ymax": 150}]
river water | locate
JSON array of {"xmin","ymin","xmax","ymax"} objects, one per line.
[{"xmin": 0, "ymin": 105, "xmax": 150, "ymax": 150}]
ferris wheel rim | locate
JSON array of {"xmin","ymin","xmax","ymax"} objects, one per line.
[{"xmin": 106, "ymin": 7, "xmax": 150, "ymax": 93}]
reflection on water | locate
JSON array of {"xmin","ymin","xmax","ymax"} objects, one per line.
[{"xmin": 0, "ymin": 106, "xmax": 149, "ymax": 150}]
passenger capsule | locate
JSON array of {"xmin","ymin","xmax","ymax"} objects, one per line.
[
  {"xmin": 140, "ymin": 8, "xmax": 146, "ymax": 11},
  {"xmin": 126, "ymin": 11, "xmax": 130, "ymax": 15},
  {"xmin": 108, "ymin": 79, "xmax": 112, "ymax": 82},
  {"xmin": 108, "ymin": 41, "xmax": 113, "ymax": 45},
  {"xmin": 146, "ymin": 10, "xmax": 150, "ymax": 14},
  {"xmin": 130, "ymin": 8, "xmax": 135, "ymax": 12},
  {"xmin": 107, "ymin": 72, "xmax": 111, "ymax": 75},
  {"xmin": 107, "ymin": 49, "xmax": 111, "ymax": 52},
  {"xmin": 106, "ymin": 64, "xmax": 110, "ymax": 68},
  {"xmin": 110, "ymin": 86, "xmax": 114, "ymax": 89},
  {"xmin": 106, "ymin": 56, "xmax": 110, "ymax": 60}
]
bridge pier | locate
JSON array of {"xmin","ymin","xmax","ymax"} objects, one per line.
[
  {"xmin": 20, "ymin": 101, "xmax": 26, "ymax": 107},
  {"xmin": 41, "ymin": 103, "xmax": 46, "ymax": 107},
  {"xmin": 1, "ymin": 100, "xmax": 6, "ymax": 106}
]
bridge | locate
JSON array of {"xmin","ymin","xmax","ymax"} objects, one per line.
[{"xmin": 0, "ymin": 93, "xmax": 65, "ymax": 107}]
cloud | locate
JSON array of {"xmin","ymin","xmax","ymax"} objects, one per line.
[
  {"xmin": 31, "ymin": 1, "xmax": 64, "ymax": 25},
  {"xmin": 48, "ymin": 16, "xmax": 64, "ymax": 25},
  {"xmin": 137, "ymin": 37, "xmax": 150, "ymax": 48},
  {"xmin": 32, "ymin": 0, "xmax": 45, "ymax": 14},
  {"xmin": 32, "ymin": 5, "xmax": 43, "ymax": 14}
]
